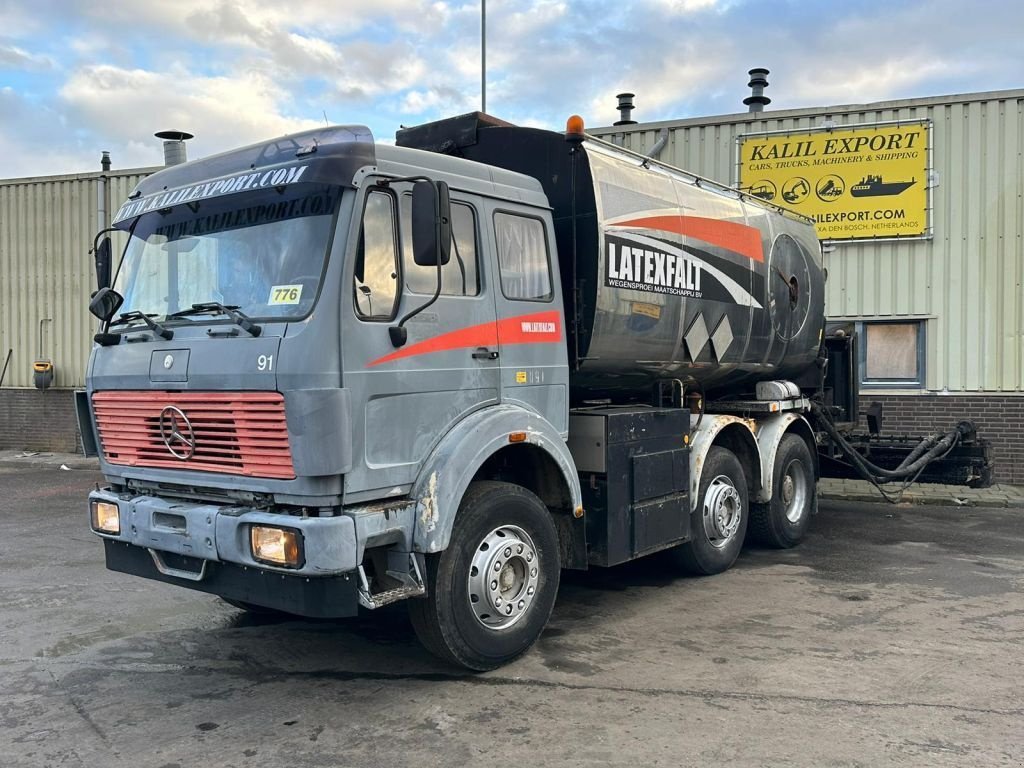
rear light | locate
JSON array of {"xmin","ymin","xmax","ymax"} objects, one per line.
[
  {"xmin": 91, "ymin": 501, "xmax": 120, "ymax": 534},
  {"xmin": 250, "ymin": 525, "xmax": 304, "ymax": 568}
]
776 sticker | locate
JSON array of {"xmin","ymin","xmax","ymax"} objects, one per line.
[{"xmin": 268, "ymin": 284, "xmax": 303, "ymax": 305}]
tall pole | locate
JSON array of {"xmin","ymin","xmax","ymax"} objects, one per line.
[{"xmin": 481, "ymin": 0, "xmax": 486, "ymax": 113}]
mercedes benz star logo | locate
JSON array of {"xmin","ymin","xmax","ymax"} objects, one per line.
[{"xmin": 158, "ymin": 405, "xmax": 196, "ymax": 459}]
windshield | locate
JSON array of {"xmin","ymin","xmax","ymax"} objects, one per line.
[{"xmin": 113, "ymin": 184, "xmax": 340, "ymax": 322}]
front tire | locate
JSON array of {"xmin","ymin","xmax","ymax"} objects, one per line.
[
  {"xmin": 670, "ymin": 446, "xmax": 748, "ymax": 575},
  {"xmin": 408, "ymin": 481, "xmax": 560, "ymax": 671},
  {"xmin": 749, "ymin": 434, "xmax": 815, "ymax": 548}
]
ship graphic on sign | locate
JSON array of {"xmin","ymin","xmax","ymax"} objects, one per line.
[{"xmin": 850, "ymin": 175, "xmax": 916, "ymax": 197}]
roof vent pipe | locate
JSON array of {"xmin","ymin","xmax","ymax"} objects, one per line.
[
  {"xmin": 743, "ymin": 68, "xmax": 770, "ymax": 113},
  {"xmin": 155, "ymin": 130, "xmax": 194, "ymax": 166},
  {"xmin": 100, "ymin": 151, "xmax": 111, "ymax": 172},
  {"xmin": 614, "ymin": 92, "xmax": 637, "ymax": 125}
]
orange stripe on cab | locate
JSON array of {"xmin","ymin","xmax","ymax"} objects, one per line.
[{"xmin": 367, "ymin": 311, "xmax": 561, "ymax": 367}]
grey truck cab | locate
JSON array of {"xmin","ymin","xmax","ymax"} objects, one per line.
[
  {"xmin": 83, "ymin": 124, "xmax": 583, "ymax": 669},
  {"xmin": 84, "ymin": 115, "xmax": 830, "ymax": 670}
]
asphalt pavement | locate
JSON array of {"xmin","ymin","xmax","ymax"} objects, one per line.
[{"xmin": 1, "ymin": 462, "xmax": 1022, "ymax": 767}]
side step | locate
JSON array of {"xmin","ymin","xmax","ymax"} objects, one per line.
[{"xmin": 357, "ymin": 552, "xmax": 426, "ymax": 609}]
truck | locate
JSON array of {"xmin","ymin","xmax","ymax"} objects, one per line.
[{"xmin": 80, "ymin": 113, "xmax": 991, "ymax": 670}]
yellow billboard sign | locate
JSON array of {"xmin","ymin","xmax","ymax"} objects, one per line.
[{"xmin": 738, "ymin": 122, "xmax": 929, "ymax": 240}]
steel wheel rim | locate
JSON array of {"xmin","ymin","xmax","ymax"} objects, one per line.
[
  {"xmin": 780, "ymin": 458, "xmax": 809, "ymax": 523},
  {"xmin": 703, "ymin": 474, "xmax": 742, "ymax": 549},
  {"xmin": 467, "ymin": 525, "xmax": 540, "ymax": 630}
]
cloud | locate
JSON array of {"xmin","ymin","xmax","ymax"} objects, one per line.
[
  {"xmin": 0, "ymin": 43, "xmax": 55, "ymax": 70},
  {"xmin": 646, "ymin": 0, "xmax": 722, "ymax": 11},
  {"xmin": 77, "ymin": 0, "xmax": 448, "ymax": 40},
  {"xmin": 2, "ymin": 0, "xmax": 1024, "ymax": 179},
  {"xmin": 0, "ymin": 86, "xmax": 95, "ymax": 178},
  {"xmin": 58, "ymin": 65, "xmax": 322, "ymax": 169},
  {"xmin": 401, "ymin": 85, "xmax": 472, "ymax": 115},
  {"xmin": 0, "ymin": 4, "xmax": 46, "ymax": 40}
]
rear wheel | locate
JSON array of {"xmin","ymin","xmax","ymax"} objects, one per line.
[
  {"xmin": 408, "ymin": 481, "xmax": 560, "ymax": 671},
  {"xmin": 749, "ymin": 434, "xmax": 815, "ymax": 548},
  {"xmin": 670, "ymin": 446, "xmax": 748, "ymax": 575}
]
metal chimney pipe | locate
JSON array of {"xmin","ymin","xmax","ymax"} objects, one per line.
[
  {"xmin": 154, "ymin": 130, "xmax": 194, "ymax": 166},
  {"xmin": 614, "ymin": 93, "xmax": 637, "ymax": 126},
  {"xmin": 100, "ymin": 151, "xmax": 111, "ymax": 172},
  {"xmin": 743, "ymin": 68, "xmax": 771, "ymax": 113}
]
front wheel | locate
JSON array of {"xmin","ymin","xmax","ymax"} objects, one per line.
[
  {"xmin": 670, "ymin": 446, "xmax": 748, "ymax": 575},
  {"xmin": 408, "ymin": 481, "xmax": 561, "ymax": 671}
]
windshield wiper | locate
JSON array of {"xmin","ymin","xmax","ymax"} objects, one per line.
[
  {"xmin": 170, "ymin": 302, "xmax": 262, "ymax": 337},
  {"xmin": 109, "ymin": 311, "xmax": 174, "ymax": 340}
]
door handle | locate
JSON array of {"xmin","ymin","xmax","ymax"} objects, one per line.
[{"xmin": 472, "ymin": 347, "xmax": 499, "ymax": 360}]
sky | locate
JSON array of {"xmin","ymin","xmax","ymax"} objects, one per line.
[{"xmin": 1, "ymin": 0, "xmax": 1022, "ymax": 179}]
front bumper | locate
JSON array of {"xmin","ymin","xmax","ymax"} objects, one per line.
[
  {"xmin": 89, "ymin": 489, "xmax": 363, "ymax": 617},
  {"xmin": 103, "ymin": 539, "xmax": 359, "ymax": 618}
]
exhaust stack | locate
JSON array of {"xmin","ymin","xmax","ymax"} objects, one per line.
[
  {"xmin": 155, "ymin": 130, "xmax": 194, "ymax": 166},
  {"xmin": 614, "ymin": 93, "xmax": 637, "ymax": 126},
  {"xmin": 743, "ymin": 68, "xmax": 771, "ymax": 113}
]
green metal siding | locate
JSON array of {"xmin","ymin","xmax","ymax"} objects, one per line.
[
  {"xmin": 0, "ymin": 169, "xmax": 153, "ymax": 389},
  {"xmin": 594, "ymin": 90, "xmax": 1024, "ymax": 393}
]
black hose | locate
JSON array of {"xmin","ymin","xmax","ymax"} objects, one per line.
[
  {"xmin": 810, "ymin": 402, "xmax": 962, "ymax": 502},
  {"xmin": 895, "ymin": 432, "xmax": 941, "ymax": 471},
  {"xmin": 813, "ymin": 403, "xmax": 958, "ymax": 479}
]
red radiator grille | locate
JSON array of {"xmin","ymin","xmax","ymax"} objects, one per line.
[{"xmin": 92, "ymin": 391, "xmax": 296, "ymax": 479}]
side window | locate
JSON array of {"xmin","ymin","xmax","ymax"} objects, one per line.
[
  {"xmin": 494, "ymin": 212, "xmax": 553, "ymax": 301},
  {"xmin": 400, "ymin": 197, "xmax": 480, "ymax": 296},
  {"xmin": 353, "ymin": 190, "xmax": 399, "ymax": 320}
]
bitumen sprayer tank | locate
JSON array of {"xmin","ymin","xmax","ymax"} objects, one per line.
[{"xmin": 397, "ymin": 117, "xmax": 825, "ymax": 403}]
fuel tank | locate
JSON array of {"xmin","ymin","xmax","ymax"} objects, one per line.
[{"xmin": 398, "ymin": 119, "xmax": 825, "ymax": 402}]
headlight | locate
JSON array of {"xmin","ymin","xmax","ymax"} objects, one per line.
[
  {"xmin": 250, "ymin": 525, "xmax": 304, "ymax": 568},
  {"xmin": 90, "ymin": 501, "xmax": 120, "ymax": 534}
]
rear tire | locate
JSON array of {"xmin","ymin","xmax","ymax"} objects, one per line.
[
  {"xmin": 408, "ymin": 481, "xmax": 560, "ymax": 671},
  {"xmin": 670, "ymin": 446, "xmax": 748, "ymax": 575},
  {"xmin": 749, "ymin": 434, "xmax": 815, "ymax": 548}
]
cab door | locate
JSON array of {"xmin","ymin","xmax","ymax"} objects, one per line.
[
  {"xmin": 486, "ymin": 204, "xmax": 570, "ymax": 434},
  {"xmin": 342, "ymin": 182, "xmax": 500, "ymax": 501}
]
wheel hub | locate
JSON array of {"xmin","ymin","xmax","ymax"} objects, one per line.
[
  {"xmin": 781, "ymin": 459, "xmax": 808, "ymax": 523},
  {"xmin": 703, "ymin": 475, "xmax": 742, "ymax": 549},
  {"xmin": 781, "ymin": 475, "xmax": 795, "ymax": 505},
  {"xmin": 467, "ymin": 525, "xmax": 540, "ymax": 630}
]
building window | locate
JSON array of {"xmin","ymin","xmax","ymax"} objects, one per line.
[
  {"xmin": 494, "ymin": 212, "xmax": 553, "ymax": 301},
  {"xmin": 860, "ymin": 320, "xmax": 925, "ymax": 387}
]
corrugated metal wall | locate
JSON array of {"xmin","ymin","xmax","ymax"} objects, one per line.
[
  {"xmin": 594, "ymin": 90, "xmax": 1024, "ymax": 393},
  {"xmin": 0, "ymin": 169, "xmax": 152, "ymax": 389}
]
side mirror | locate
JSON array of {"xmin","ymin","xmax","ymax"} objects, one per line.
[
  {"xmin": 411, "ymin": 180, "xmax": 451, "ymax": 267},
  {"xmin": 95, "ymin": 236, "xmax": 112, "ymax": 289},
  {"xmin": 388, "ymin": 326, "xmax": 408, "ymax": 347},
  {"xmin": 89, "ymin": 287, "xmax": 124, "ymax": 322}
]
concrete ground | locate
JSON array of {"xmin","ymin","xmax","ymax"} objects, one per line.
[
  {"xmin": 1, "ymin": 461, "xmax": 1022, "ymax": 768},
  {"xmin": 817, "ymin": 477, "xmax": 1024, "ymax": 508}
]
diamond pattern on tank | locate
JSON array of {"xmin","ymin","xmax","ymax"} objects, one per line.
[
  {"xmin": 710, "ymin": 315, "xmax": 734, "ymax": 362},
  {"xmin": 684, "ymin": 313, "xmax": 709, "ymax": 360}
]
